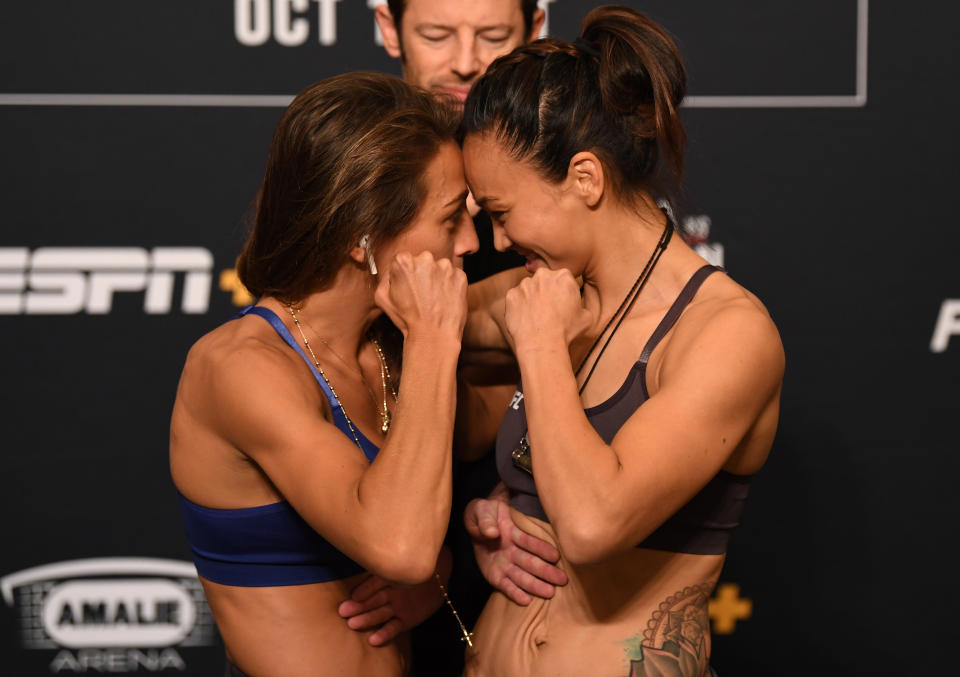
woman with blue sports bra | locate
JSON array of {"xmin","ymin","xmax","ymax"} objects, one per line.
[
  {"xmin": 170, "ymin": 72, "xmax": 483, "ymax": 677},
  {"xmin": 452, "ymin": 7, "xmax": 786, "ymax": 677}
]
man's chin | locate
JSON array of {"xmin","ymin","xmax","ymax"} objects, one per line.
[{"xmin": 431, "ymin": 88, "xmax": 469, "ymax": 113}]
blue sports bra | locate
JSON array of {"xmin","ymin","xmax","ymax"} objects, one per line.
[{"xmin": 178, "ymin": 305, "xmax": 379, "ymax": 586}]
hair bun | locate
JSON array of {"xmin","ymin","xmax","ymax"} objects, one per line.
[{"xmin": 581, "ymin": 4, "xmax": 687, "ymax": 179}]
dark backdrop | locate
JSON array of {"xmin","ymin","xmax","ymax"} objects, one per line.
[{"xmin": 2, "ymin": 1, "xmax": 957, "ymax": 675}]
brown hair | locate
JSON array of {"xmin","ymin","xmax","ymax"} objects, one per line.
[
  {"xmin": 236, "ymin": 71, "xmax": 457, "ymax": 302},
  {"xmin": 462, "ymin": 4, "xmax": 687, "ymax": 209}
]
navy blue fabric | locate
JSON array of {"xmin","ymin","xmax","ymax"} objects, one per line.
[
  {"xmin": 238, "ymin": 305, "xmax": 379, "ymax": 462},
  {"xmin": 179, "ymin": 305, "xmax": 379, "ymax": 586},
  {"xmin": 179, "ymin": 492, "xmax": 365, "ymax": 586}
]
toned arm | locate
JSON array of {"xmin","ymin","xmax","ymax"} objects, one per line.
[
  {"xmin": 462, "ymin": 267, "xmax": 527, "ymax": 360},
  {"xmin": 517, "ymin": 301, "xmax": 784, "ymax": 564},
  {"xmin": 205, "ymin": 329, "xmax": 461, "ymax": 585}
]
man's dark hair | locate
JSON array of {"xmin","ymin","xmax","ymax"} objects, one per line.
[{"xmin": 387, "ymin": 0, "xmax": 540, "ymax": 38}]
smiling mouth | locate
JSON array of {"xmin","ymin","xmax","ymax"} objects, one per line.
[{"xmin": 513, "ymin": 247, "xmax": 545, "ymax": 272}]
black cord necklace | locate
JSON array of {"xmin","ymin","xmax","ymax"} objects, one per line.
[{"xmin": 511, "ymin": 213, "xmax": 674, "ymax": 475}]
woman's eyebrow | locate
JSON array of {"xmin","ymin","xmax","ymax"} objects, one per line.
[{"xmin": 443, "ymin": 190, "xmax": 470, "ymax": 208}]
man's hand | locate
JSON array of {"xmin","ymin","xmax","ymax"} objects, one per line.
[
  {"xmin": 464, "ymin": 487, "xmax": 568, "ymax": 605},
  {"xmin": 337, "ymin": 570, "xmax": 445, "ymax": 646}
]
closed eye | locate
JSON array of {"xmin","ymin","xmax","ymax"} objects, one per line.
[
  {"xmin": 479, "ymin": 27, "xmax": 512, "ymax": 44},
  {"xmin": 418, "ymin": 28, "xmax": 452, "ymax": 43},
  {"xmin": 446, "ymin": 205, "xmax": 466, "ymax": 226}
]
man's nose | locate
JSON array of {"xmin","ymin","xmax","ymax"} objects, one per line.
[{"xmin": 452, "ymin": 34, "xmax": 480, "ymax": 80}]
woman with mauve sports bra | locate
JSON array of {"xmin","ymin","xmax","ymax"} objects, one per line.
[
  {"xmin": 169, "ymin": 73, "xmax": 481, "ymax": 676},
  {"xmin": 457, "ymin": 6, "xmax": 785, "ymax": 676}
]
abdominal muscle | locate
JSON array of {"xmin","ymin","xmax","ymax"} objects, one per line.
[
  {"xmin": 465, "ymin": 509, "xmax": 724, "ymax": 677},
  {"xmin": 201, "ymin": 572, "xmax": 409, "ymax": 677}
]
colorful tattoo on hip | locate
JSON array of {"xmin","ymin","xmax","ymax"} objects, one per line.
[{"xmin": 619, "ymin": 583, "xmax": 713, "ymax": 677}]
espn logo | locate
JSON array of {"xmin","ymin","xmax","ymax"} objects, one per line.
[{"xmin": 0, "ymin": 248, "xmax": 213, "ymax": 315}]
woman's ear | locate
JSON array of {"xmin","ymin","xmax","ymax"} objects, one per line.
[
  {"xmin": 348, "ymin": 243, "xmax": 367, "ymax": 266},
  {"xmin": 567, "ymin": 152, "xmax": 605, "ymax": 208},
  {"xmin": 352, "ymin": 234, "xmax": 378, "ymax": 275}
]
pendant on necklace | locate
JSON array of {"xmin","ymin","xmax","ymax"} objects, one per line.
[
  {"xmin": 511, "ymin": 433, "xmax": 533, "ymax": 475},
  {"xmin": 381, "ymin": 411, "xmax": 391, "ymax": 433}
]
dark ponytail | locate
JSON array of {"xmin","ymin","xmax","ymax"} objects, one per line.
[{"xmin": 462, "ymin": 4, "xmax": 687, "ymax": 208}]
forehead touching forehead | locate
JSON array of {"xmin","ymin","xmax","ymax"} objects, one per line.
[
  {"xmin": 464, "ymin": 133, "xmax": 528, "ymax": 201},
  {"xmin": 396, "ymin": 0, "xmax": 526, "ymax": 31},
  {"xmin": 423, "ymin": 142, "xmax": 468, "ymax": 209}
]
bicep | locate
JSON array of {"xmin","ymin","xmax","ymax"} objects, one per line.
[
  {"xmin": 463, "ymin": 267, "xmax": 527, "ymax": 357},
  {"xmin": 210, "ymin": 358, "xmax": 378, "ymax": 565},
  {"xmin": 604, "ymin": 311, "xmax": 784, "ymax": 546}
]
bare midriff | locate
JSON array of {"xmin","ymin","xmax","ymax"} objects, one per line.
[
  {"xmin": 201, "ymin": 572, "xmax": 410, "ymax": 677},
  {"xmin": 464, "ymin": 508, "xmax": 724, "ymax": 677}
]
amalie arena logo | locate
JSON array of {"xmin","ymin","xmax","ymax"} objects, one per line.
[{"xmin": 1, "ymin": 558, "xmax": 217, "ymax": 673}]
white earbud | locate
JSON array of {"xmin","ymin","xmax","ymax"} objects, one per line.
[{"xmin": 359, "ymin": 234, "xmax": 378, "ymax": 276}]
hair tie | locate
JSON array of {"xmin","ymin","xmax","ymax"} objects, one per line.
[{"xmin": 573, "ymin": 37, "xmax": 601, "ymax": 60}]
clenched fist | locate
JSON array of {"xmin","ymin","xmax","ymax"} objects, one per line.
[
  {"xmin": 504, "ymin": 268, "xmax": 594, "ymax": 351},
  {"xmin": 375, "ymin": 251, "xmax": 468, "ymax": 341}
]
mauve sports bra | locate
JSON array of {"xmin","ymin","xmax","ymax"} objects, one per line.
[
  {"xmin": 177, "ymin": 305, "xmax": 378, "ymax": 586},
  {"xmin": 495, "ymin": 265, "xmax": 752, "ymax": 556}
]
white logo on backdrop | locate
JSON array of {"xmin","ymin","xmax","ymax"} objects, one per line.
[
  {"xmin": 0, "ymin": 248, "xmax": 213, "ymax": 315},
  {"xmin": 931, "ymin": 299, "xmax": 960, "ymax": 353},
  {"xmin": 658, "ymin": 202, "xmax": 725, "ymax": 268},
  {"xmin": 1, "ymin": 558, "xmax": 216, "ymax": 673},
  {"xmin": 682, "ymin": 214, "xmax": 725, "ymax": 268},
  {"xmin": 235, "ymin": 0, "xmax": 344, "ymax": 46}
]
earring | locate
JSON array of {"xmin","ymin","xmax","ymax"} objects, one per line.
[{"xmin": 359, "ymin": 234, "xmax": 378, "ymax": 276}]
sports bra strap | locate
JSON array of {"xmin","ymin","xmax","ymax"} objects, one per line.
[
  {"xmin": 637, "ymin": 265, "xmax": 720, "ymax": 398},
  {"xmin": 235, "ymin": 305, "xmax": 350, "ymax": 432}
]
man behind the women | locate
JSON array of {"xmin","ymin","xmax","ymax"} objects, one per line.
[{"xmin": 374, "ymin": 0, "xmax": 543, "ymax": 282}]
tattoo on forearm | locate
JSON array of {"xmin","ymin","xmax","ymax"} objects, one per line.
[{"xmin": 618, "ymin": 582, "xmax": 713, "ymax": 677}]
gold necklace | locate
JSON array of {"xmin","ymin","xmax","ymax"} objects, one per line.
[
  {"xmin": 435, "ymin": 573, "xmax": 474, "ymax": 647},
  {"xmin": 288, "ymin": 305, "xmax": 393, "ymax": 434},
  {"xmin": 298, "ymin": 315, "xmax": 364, "ymax": 377},
  {"xmin": 371, "ymin": 338, "xmax": 396, "ymax": 432},
  {"xmin": 367, "ymin": 340, "xmax": 472, "ymax": 645},
  {"xmin": 289, "ymin": 304, "xmax": 471, "ymax": 647},
  {"xmin": 288, "ymin": 304, "xmax": 365, "ymax": 449}
]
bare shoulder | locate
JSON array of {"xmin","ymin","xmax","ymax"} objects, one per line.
[
  {"xmin": 660, "ymin": 273, "xmax": 784, "ymax": 389},
  {"xmin": 176, "ymin": 318, "xmax": 324, "ymax": 431}
]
